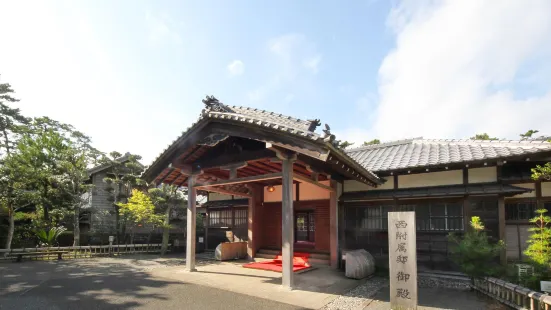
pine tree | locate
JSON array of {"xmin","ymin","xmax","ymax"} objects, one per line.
[
  {"xmin": 449, "ymin": 216, "xmax": 505, "ymax": 285},
  {"xmin": 0, "ymin": 77, "xmax": 30, "ymax": 251},
  {"xmin": 524, "ymin": 209, "xmax": 551, "ymax": 267}
]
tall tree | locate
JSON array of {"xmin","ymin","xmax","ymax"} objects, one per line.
[
  {"xmin": 470, "ymin": 133, "xmax": 498, "ymax": 140},
  {"xmin": 149, "ymin": 184, "xmax": 187, "ymax": 255},
  {"xmin": 101, "ymin": 152, "xmax": 145, "ymax": 243},
  {"xmin": 363, "ymin": 139, "xmax": 381, "ymax": 146},
  {"xmin": 0, "ymin": 78, "xmax": 30, "ymax": 250},
  {"xmin": 520, "ymin": 129, "xmax": 539, "ymax": 140}
]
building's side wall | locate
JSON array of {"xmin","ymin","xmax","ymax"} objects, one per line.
[
  {"xmin": 468, "ymin": 167, "xmax": 497, "ymax": 183},
  {"xmin": 344, "ymin": 178, "xmax": 392, "ymax": 192},
  {"xmin": 264, "ymin": 184, "xmax": 297, "ymax": 202},
  {"xmin": 398, "ymin": 170, "xmax": 462, "ymax": 188},
  {"xmin": 90, "ymin": 171, "xmax": 116, "ymax": 234}
]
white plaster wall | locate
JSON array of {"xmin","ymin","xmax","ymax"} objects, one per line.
[
  {"xmin": 542, "ymin": 182, "xmax": 551, "ymax": 197},
  {"xmin": 398, "ymin": 170, "xmax": 462, "ymax": 188},
  {"xmin": 509, "ymin": 183, "xmax": 536, "ymax": 198},
  {"xmin": 208, "ymin": 193, "xmax": 233, "ymax": 201},
  {"xmin": 264, "ymin": 184, "xmax": 297, "ymax": 202},
  {"xmin": 343, "ymin": 178, "xmax": 388, "ymax": 192},
  {"xmin": 299, "ymin": 181, "xmax": 331, "ymax": 200},
  {"xmin": 468, "ymin": 167, "xmax": 497, "ymax": 183}
]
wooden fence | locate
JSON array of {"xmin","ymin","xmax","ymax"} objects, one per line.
[
  {"xmin": 473, "ymin": 277, "xmax": 551, "ymax": 310},
  {"xmin": 0, "ymin": 243, "xmax": 170, "ymax": 261}
]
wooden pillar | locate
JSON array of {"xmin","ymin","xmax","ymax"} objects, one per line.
[
  {"xmin": 205, "ymin": 207, "xmax": 209, "ymax": 250},
  {"xmin": 281, "ymin": 157, "xmax": 295, "ymax": 289},
  {"xmin": 498, "ymin": 195, "xmax": 506, "ymax": 265},
  {"xmin": 463, "ymin": 196, "xmax": 471, "ymax": 231},
  {"xmin": 186, "ymin": 175, "xmax": 197, "ymax": 272},
  {"xmin": 247, "ymin": 185, "xmax": 262, "ymax": 260},
  {"xmin": 329, "ymin": 180, "xmax": 339, "ymax": 268}
]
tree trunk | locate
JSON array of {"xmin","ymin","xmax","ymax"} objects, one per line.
[
  {"xmin": 73, "ymin": 206, "xmax": 80, "ymax": 246},
  {"xmin": 4, "ymin": 205, "xmax": 15, "ymax": 254},
  {"xmin": 161, "ymin": 207, "xmax": 171, "ymax": 256}
]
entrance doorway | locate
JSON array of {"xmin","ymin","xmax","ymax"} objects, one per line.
[{"xmin": 295, "ymin": 211, "xmax": 315, "ymax": 246}]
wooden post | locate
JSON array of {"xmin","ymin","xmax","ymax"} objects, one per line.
[
  {"xmin": 186, "ymin": 175, "xmax": 197, "ymax": 272},
  {"xmin": 247, "ymin": 185, "xmax": 261, "ymax": 260},
  {"xmin": 329, "ymin": 180, "xmax": 339, "ymax": 268},
  {"xmin": 388, "ymin": 211, "xmax": 417, "ymax": 310},
  {"xmin": 205, "ymin": 207, "xmax": 209, "ymax": 250},
  {"xmin": 498, "ymin": 195, "xmax": 506, "ymax": 265},
  {"xmin": 281, "ymin": 157, "xmax": 295, "ymax": 289}
]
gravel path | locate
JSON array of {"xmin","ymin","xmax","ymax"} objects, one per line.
[
  {"xmin": 322, "ymin": 277, "xmax": 389, "ymax": 310},
  {"xmin": 321, "ymin": 275, "xmax": 472, "ymax": 310}
]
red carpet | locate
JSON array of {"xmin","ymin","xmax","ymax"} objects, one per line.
[{"xmin": 243, "ymin": 252, "xmax": 311, "ymax": 273}]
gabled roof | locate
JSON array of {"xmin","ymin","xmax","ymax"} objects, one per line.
[
  {"xmin": 143, "ymin": 96, "xmax": 381, "ymax": 186},
  {"xmin": 346, "ymin": 138, "xmax": 551, "ymax": 173}
]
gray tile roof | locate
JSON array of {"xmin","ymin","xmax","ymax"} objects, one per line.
[
  {"xmin": 346, "ymin": 138, "xmax": 551, "ymax": 172},
  {"xmin": 341, "ymin": 182, "xmax": 533, "ymax": 201}
]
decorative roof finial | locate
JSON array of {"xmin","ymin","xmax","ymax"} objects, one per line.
[
  {"xmin": 202, "ymin": 95, "xmax": 232, "ymax": 113},
  {"xmin": 307, "ymin": 119, "xmax": 321, "ymax": 132},
  {"xmin": 323, "ymin": 123, "xmax": 336, "ymax": 143}
]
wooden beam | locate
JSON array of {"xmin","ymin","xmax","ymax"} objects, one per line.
[
  {"xmin": 192, "ymin": 149, "xmax": 274, "ymax": 171},
  {"xmin": 196, "ymin": 172, "xmax": 283, "ymax": 189},
  {"xmin": 202, "ymin": 186, "xmax": 252, "ymax": 198},
  {"xmin": 293, "ymin": 174, "xmax": 335, "ymax": 192},
  {"xmin": 266, "ymin": 142, "xmax": 318, "ymax": 161}
]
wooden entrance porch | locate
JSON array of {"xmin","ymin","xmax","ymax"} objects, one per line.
[{"xmin": 142, "ymin": 96, "xmax": 382, "ymax": 289}]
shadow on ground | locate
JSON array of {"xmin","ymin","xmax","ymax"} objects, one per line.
[{"xmin": 0, "ymin": 256, "xmax": 307, "ymax": 310}]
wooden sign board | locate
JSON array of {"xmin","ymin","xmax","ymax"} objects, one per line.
[{"xmin": 388, "ymin": 212, "xmax": 417, "ymax": 310}]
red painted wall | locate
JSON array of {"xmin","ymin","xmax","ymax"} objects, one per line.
[{"xmin": 259, "ymin": 200, "xmax": 330, "ymax": 252}]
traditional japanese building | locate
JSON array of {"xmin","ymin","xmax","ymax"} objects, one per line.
[{"xmin": 141, "ymin": 96, "xmax": 551, "ymax": 289}]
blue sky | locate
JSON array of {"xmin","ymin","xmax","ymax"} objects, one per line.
[{"xmin": 1, "ymin": 0, "xmax": 551, "ymax": 164}]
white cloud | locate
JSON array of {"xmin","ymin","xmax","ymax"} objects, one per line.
[
  {"xmin": 227, "ymin": 60, "xmax": 244, "ymax": 76},
  {"xmin": 145, "ymin": 11, "xmax": 182, "ymax": 45},
  {"xmin": 248, "ymin": 34, "xmax": 321, "ymax": 102},
  {"xmin": 303, "ymin": 55, "xmax": 322, "ymax": 74},
  {"xmin": 369, "ymin": 0, "xmax": 551, "ymax": 141}
]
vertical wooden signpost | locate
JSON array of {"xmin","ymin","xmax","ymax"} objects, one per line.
[{"xmin": 388, "ymin": 211, "xmax": 417, "ymax": 310}]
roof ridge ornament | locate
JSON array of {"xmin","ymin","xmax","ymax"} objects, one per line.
[
  {"xmin": 307, "ymin": 119, "xmax": 321, "ymax": 132},
  {"xmin": 322, "ymin": 123, "xmax": 336, "ymax": 143},
  {"xmin": 202, "ymin": 95, "xmax": 233, "ymax": 113}
]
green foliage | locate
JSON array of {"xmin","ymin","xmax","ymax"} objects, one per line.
[
  {"xmin": 149, "ymin": 184, "xmax": 187, "ymax": 255},
  {"xmin": 524, "ymin": 209, "xmax": 551, "ymax": 267},
  {"xmin": 335, "ymin": 140, "xmax": 354, "ymax": 149},
  {"xmin": 118, "ymin": 189, "xmax": 162, "ymax": 231},
  {"xmin": 471, "ymin": 133, "xmax": 498, "ymax": 140},
  {"xmin": 532, "ymin": 162, "xmax": 551, "ymax": 181},
  {"xmin": 449, "ymin": 216, "xmax": 505, "ymax": 282},
  {"xmin": 100, "ymin": 151, "xmax": 144, "ymax": 241},
  {"xmin": 520, "ymin": 129, "xmax": 539, "ymax": 140},
  {"xmin": 34, "ymin": 226, "xmax": 67, "ymax": 247},
  {"xmin": 363, "ymin": 139, "xmax": 381, "ymax": 146}
]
